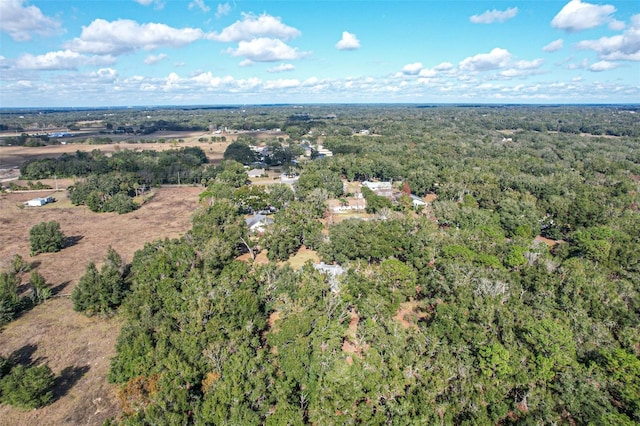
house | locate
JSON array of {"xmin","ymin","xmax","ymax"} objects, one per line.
[
  {"xmin": 245, "ymin": 214, "xmax": 274, "ymax": 234},
  {"xmin": 24, "ymin": 196, "xmax": 54, "ymax": 207},
  {"xmin": 327, "ymin": 198, "xmax": 366, "ymax": 213},
  {"xmin": 313, "ymin": 262, "xmax": 345, "ymax": 292},
  {"xmin": 362, "ymin": 181, "xmax": 394, "ymax": 198},
  {"xmin": 410, "ymin": 194, "xmax": 427, "ymax": 207},
  {"xmin": 247, "ymin": 168, "xmax": 266, "ymax": 178},
  {"xmin": 315, "ymin": 144, "xmax": 333, "ymax": 158}
]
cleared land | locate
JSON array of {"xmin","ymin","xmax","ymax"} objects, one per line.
[
  {"xmin": 0, "ymin": 186, "xmax": 203, "ymax": 424},
  {"xmin": 0, "ymin": 137, "xmax": 231, "ymax": 181}
]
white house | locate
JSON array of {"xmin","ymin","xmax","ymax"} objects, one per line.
[
  {"xmin": 247, "ymin": 168, "xmax": 266, "ymax": 178},
  {"xmin": 313, "ymin": 262, "xmax": 345, "ymax": 292},
  {"xmin": 245, "ymin": 214, "xmax": 274, "ymax": 234},
  {"xmin": 410, "ymin": 194, "xmax": 427, "ymax": 207},
  {"xmin": 24, "ymin": 196, "xmax": 54, "ymax": 207}
]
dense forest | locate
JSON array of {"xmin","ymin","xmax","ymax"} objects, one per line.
[{"xmin": 2, "ymin": 105, "xmax": 639, "ymax": 424}]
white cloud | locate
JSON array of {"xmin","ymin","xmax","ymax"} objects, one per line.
[
  {"xmin": 551, "ymin": 0, "xmax": 617, "ymax": 32},
  {"xmin": 497, "ymin": 59, "xmax": 544, "ymax": 78},
  {"xmin": 543, "ymin": 39, "xmax": 564, "ymax": 52},
  {"xmin": 16, "ymin": 50, "xmax": 116, "ymax": 70},
  {"xmin": 567, "ymin": 58, "xmax": 590, "ymax": 69},
  {"xmin": 65, "ymin": 19, "xmax": 204, "ymax": 55},
  {"xmin": 264, "ymin": 79, "xmax": 301, "ymax": 90},
  {"xmin": 459, "ymin": 48, "xmax": 511, "ymax": 72},
  {"xmin": 589, "ymin": 60, "xmax": 620, "ymax": 71},
  {"xmin": 134, "ymin": 0, "xmax": 165, "ymax": 9},
  {"xmin": 89, "ymin": 68, "xmax": 118, "ymax": 82},
  {"xmin": 336, "ymin": 31, "xmax": 360, "ymax": 50},
  {"xmin": 434, "ymin": 62, "xmax": 454, "ymax": 71},
  {"xmin": 226, "ymin": 37, "xmax": 306, "ymax": 62},
  {"xmin": 402, "ymin": 62, "xmax": 423, "ymax": 75},
  {"xmin": 470, "ymin": 7, "xmax": 518, "ymax": 24},
  {"xmin": 514, "ymin": 58, "xmax": 544, "ymax": 69},
  {"xmin": 144, "ymin": 53, "xmax": 169, "ymax": 65},
  {"xmin": 0, "ymin": 0, "xmax": 63, "ymax": 41},
  {"xmin": 209, "ymin": 13, "xmax": 300, "ymax": 42},
  {"xmin": 576, "ymin": 15, "xmax": 640, "ymax": 61},
  {"xmin": 189, "ymin": 0, "xmax": 210, "ymax": 13},
  {"xmin": 267, "ymin": 63, "xmax": 295, "ymax": 73},
  {"xmin": 215, "ymin": 2, "xmax": 231, "ymax": 18},
  {"xmin": 609, "ymin": 19, "xmax": 625, "ymax": 31}
]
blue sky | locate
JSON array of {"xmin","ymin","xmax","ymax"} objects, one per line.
[{"xmin": 0, "ymin": 0, "xmax": 638, "ymax": 106}]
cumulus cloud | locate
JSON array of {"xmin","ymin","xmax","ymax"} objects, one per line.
[
  {"xmin": 65, "ymin": 19, "xmax": 204, "ymax": 55},
  {"xmin": 543, "ymin": 39, "xmax": 564, "ymax": 52},
  {"xmin": 0, "ymin": 0, "xmax": 63, "ymax": 41},
  {"xmin": 144, "ymin": 53, "xmax": 169, "ymax": 64},
  {"xmin": 589, "ymin": 60, "xmax": 620, "ymax": 71},
  {"xmin": 470, "ymin": 7, "xmax": 518, "ymax": 24},
  {"xmin": 134, "ymin": 0, "xmax": 165, "ymax": 9},
  {"xmin": 189, "ymin": 0, "xmax": 210, "ymax": 13},
  {"xmin": 497, "ymin": 59, "xmax": 544, "ymax": 78},
  {"xmin": 551, "ymin": 0, "xmax": 616, "ymax": 32},
  {"xmin": 402, "ymin": 62, "xmax": 423, "ymax": 75},
  {"xmin": 226, "ymin": 37, "xmax": 306, "ymax": 62},
  {"xmin": 267, "ymin": 63, "xmax": 295, "ymax": 73},
  {"xmin": 89, "ymin": 68, "xmax": 118, "ymax": 82},
  {"xmin": 215, "ymin": 2, "xmax": 231, "ymax": 18},
  {"xmin": 336, "ymin": 31, "xmax": 360, "ymax": 50},
  {"xmin": 514, "ymin": 58, "xmax": 544, "ymax": 69},
  {"xmin": 459, "ymin": 48, "xmax": 511, "ymax": 72},
  {"xmin": 16, "ymin": 50, "xmax": 116, "ymax": 70},
  {"xmin": 576, "ymin": 14, "xmax": 640, "ymax": 61},
  {"xmin": 567, "ymin": 58, "xmax": 590, "ymax": 69},
  {"xmin": 209, "ymin": 13, "xmax": 300, "ymax": 42}
]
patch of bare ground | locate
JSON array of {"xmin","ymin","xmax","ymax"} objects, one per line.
[
  {"xmin": 393, "ymin": 301, "xmax": 431, "ymax": 330},
  {"xmin": 342, "ymin": 309, "xmax": 368, "ymax": 363},
  {"xmin": 237, "ymin": 249, "xmax": 270, "ymax": 266},
  {"xmin": 0, "ymin": 186, "xmax": 202, "ymax": 425},
  {"xmin": 534, "ymin": 235, "xmax": 561, "ymax": 249}
]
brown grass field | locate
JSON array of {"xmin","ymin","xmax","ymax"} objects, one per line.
[
  {"xmin": 0, "ymin": 141, "xmax": 215, "ymax": 424},
  {"xmin": 0, "ymin": 137, "xmax": 231, "ymax": 182}
]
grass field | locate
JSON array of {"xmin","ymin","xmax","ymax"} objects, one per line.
[{"xmin": 0, "ymin": 171, "xmax": 206, "ymax": 424}]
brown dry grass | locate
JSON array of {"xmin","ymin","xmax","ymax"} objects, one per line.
[
  {"xmin": 281, "ymin": 246, "xmax": 320, "ymax": 270},
  {"xmin": 0, "ymin": 186, "xmax": 203, "ymax": 425},
  {"xmin": 0, "ymin": 139, "xmax": 230, "ymax": 181},
  {"xmin": 393, "ymin": 301, "xmax": 431, "ymax": 330}
]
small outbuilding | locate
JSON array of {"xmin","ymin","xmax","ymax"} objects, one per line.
[{"xmin": 24, "ymin": 196, "xmax": 55, "ymax": 207}]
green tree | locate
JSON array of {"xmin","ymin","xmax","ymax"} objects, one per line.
[
  {"xmin": 267, "ymin": 183, "xmax": 295, "ymax": 209},
  {"xmin": 72, "ymin": 247, "xmax": 129, "ymax": 316},
  {"xmin": 29, "ymin": 221, "xmax": 66, "ymax": 255},
  {"xmin": 0, "ymin": 364, "xmax": 55, "ymax": 409},
  {"xmin": 0, "ymin": 272, "xmax": 20, "ymax": 325},
  {"xmin": 29, "ymin": 271, "xmax": 51, "ymax": 304},
  {"xmin": 223, "ymin": 142, "xmax": 256, "ymax": 165}
]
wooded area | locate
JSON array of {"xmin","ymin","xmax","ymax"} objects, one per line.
[{"xmin": 1, "ymin": 105, "xmax": 638, "ymax": 424}]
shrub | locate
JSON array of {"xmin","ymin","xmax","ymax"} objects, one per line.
[
  {"xmin": 29, "ymin": 221, "xmax": 66, "ymax": 255},
  {"xmin": 0, "ymin": 272, "xmax": 20, "ymax": 325},
  {"xmin": 0, "ymin": 364, "xmax": 55, "ymax": 409},
  {"xmin": 72, "ymin": 247, "xmax": 129, "ymax": 316}
]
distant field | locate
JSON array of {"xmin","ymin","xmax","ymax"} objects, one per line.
[
  {"xmin": 0, "ymin": 187, "xmax": 203, "ymax": 425},
  {"xmin": 0, "ymin": 137, "xmax": 232, "ymax": 181}
]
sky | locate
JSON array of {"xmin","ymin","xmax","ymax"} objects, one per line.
[{"xmin": 0, "ymin": 0, "xmax": 638, "ymax": 107}]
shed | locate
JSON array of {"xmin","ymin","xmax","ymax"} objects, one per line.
[{"xmin": 24, "ymin": 196, "xmax": 54, "ymax": 207}]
